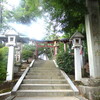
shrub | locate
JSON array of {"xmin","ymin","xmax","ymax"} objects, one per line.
[
  {"xmin": 0, "ymin": 66, "xmax": 6, "ymax": 81},
  {"xmin": 56, "ymin": 51, "xmax": 74, "ymax": 75},
  {"xmin": 0, "ymin": 47, "xmax": 8, "ymax": 82},
  {"xmin": 22, "ymin": 50, "xmax": 33, "ymax": 60},
  {"xmin": 22, "ymin": 44, "xmax": 35, "ymax": 62}
]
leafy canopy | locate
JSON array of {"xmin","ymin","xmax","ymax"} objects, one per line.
[
  {"xmin": 13, "ymin": 0, "xmax": 42, "ymax": 24},
  {"xmin": 42, "ymin": 0, "xmax": 87, "ymax": 35}
]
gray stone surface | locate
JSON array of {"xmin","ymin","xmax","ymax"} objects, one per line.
[
  {"xmin": 81, "ymin": 78, "xmax": 100, "ymax": 86},
  {"xmin": 23, "ymin": 79, "xmax": 67, "ymax": 84},
  {"xmin": 79, "ymin": 85, "xmax": 100, "ymax": 100},
  {"xmin": 13, "ymin": 60, "xmax": 79, "ymax": 99},
  {"xmin": 13, "ymin": 97, "xmax": 79, "ymax": 100}
]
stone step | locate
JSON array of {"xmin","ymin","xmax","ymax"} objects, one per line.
[
  {"xmin": 28, "ymin": 71, "xmax": 61, "ymax": 75},
  {"xmin": 25, "ymin": 75, "xmax": 64, "ymax": 79},
  {"xmin": 26, "ymin": 74, "xmax": 63, "ymax": 77},
  {"xmin": 23, "ymin": 79, "xmax": 68, "ymax": 84},
  {"xmin": 29, "ymin": 70, "xmax": 60, "ymax": 73},
  {"xmin": 13, "ymin": 60, "xmax": 78, "ymax": 99},
  {"xmin": 30, "ymin": 67, "xmax": 59, "ymax": 70},
  {"xmin": 20, "ymin": 84, "xmax": 71, "ymax": 90},
  {"xmin": 29, "ymin": 67, "xmax": 59, "ymax": 69},
  {"xmin": 13, "ymin": 97, "xmax": 80, "ymax": 100},
  {"xmin": 27, "ymin": 72, "xmax": 62, "ymax": 76},
  {"xmin": 16, "ymin": 90, "xmax": 75, "ymax": 97}
]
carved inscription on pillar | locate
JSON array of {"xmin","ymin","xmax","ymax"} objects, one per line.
[
  {"xmin": 94, "ymin": 41, "xmax": 100, "ymax": 45},
  {"xmin": 94, "ymin": 41, "xmax": 100, "ymax": 56},
  {"xmin": 88, "ymin": 0, "xmax": 100, "ymax": 36},
  {"xmin": 95, "ymin": 50, "xmax": 100, "ymax": 56}
]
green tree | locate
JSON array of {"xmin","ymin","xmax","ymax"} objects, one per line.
[
  {"xmin": 13, "ymin": 0, "xmax": 42, "ymax": 24},
  {"xmin": 42, "ymin": 0, "xmax": 87, "ymax": 35},
  {"xmin": 0, "ymin": 0, "xmax": 12, "ymax": 33}
]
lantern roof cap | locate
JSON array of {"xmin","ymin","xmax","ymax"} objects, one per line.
[
  {"xmin": 5, "ymin": 29, "xmax": 19, "ymax": 36},
  {"xmin": 70, "ymin": 31, "xmax": 84, "ymax": 40}
]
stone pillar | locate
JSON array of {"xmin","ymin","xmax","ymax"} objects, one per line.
[
  {"xmin": 35, "ymin": 42, "xmax": 38, "ymax": 59},
  {"xmin": 5, "ymin": 30, "xmax": 18, "ymax": 81},
  {"xmin": 54, "ymin": 41, "xmax": 58, "ymax": 56},
  {"xmin": 74, "ymin": 47, "xmax": 83, "ymax": 81},
  {"xmin": 15, "ymin": 43, "xmax": 22, "ymax": 63},
  {"xmin": 6, "ymin": 46, "xmax": 15, "ymax": 81},
  {"xmin": 15, "ymin": 50, "xmax": 21, "ymax": 62},
  {"xmin": 54, "ymin": 46, "xmax": 58, "ymax": 55},
  {"xmin": 71, "ymin": 32, "xmax": 84, "ymax": 81},
  {"xmin": 64, "ymin": 43, "xmax": 67, "ymax": 52},
  {"xmin": 85, "ymin": 0, "xmax": 100, "ymax": 78}
]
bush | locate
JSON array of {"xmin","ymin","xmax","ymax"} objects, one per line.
[
  {"xmin": 0, "ymin": 66, "xmax": 6, "ymax": 81},
  {"xmin": 0, "ymin": 47, "xmax": 8, "ymax": 82},
  {"xmin": 22, "ymin": 50, "xmax": 33, "ymax": 60},
  {"xmin": 56, "ymin": 51, "xmax": 74, "ymax": 75},
  {"xmin": 22, "ymin": 44, "xmax": 35, "ymax": 62}
]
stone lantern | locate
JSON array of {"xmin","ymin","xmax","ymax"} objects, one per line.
[
  {"xmin": 71, "ymin": 32, "xmax": 84, "ymax": 49},
  {"xmin": 71, "ymin": 32, "xmax": 84, "ymax": 81},
  {"xmin": 5, "ymin": 30, "xmax": 18, "ymax": 46},
  {"xmin": 5, "ymin": 30, "xmax": 18, "ymax": 81}
]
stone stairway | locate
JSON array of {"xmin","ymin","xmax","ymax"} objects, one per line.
[{"xmin": 13, "ymin": 60, "xmax": 79, "ymax": 100}]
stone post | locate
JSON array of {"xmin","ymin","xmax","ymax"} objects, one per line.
[
  {"xmin": 35, "ymin": 42, "xmax": 38, "ymax": 59},
  {"xmin": 5, "ymin": 30, "xmax": 18, "ymax": 81},
  {"xmin": 85, "ymin": 0, "xmax": 100, "ymax": 78},
  {"xmin": 15, "ymin": 42, "xmax": 22, "ymax": 63},
  {"xmin": 71, "ymin": 32, "xmax": 84, "ymax": 81},
  {"xmin": 54, "ymin": 46, "xmax": 58, "ymax": 55},
  {"xmin": 54, "ymin": 40, "xmax": 58, "ymax": 55},
  {"xmin": 64, "ymin": 43, "xmax": 67, "ymax": 52},
  {"xmin": 6, "ymin": 46, "xmax": 15, "ymax": 81}
]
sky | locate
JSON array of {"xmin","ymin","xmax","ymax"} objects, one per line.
[
  {"xmin": 9, "ymin": 19, "xmax": 47, "ymax": 40},
  {"xmin": 6, "ymin": 0, "xmax": 47, "ymax": 40},
  {"xmin": 6, "ymin": 0, "xmax": 20, "ymax": 8}
]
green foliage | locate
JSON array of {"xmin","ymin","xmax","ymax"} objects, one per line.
[
  {"xmin": 22, "ymin": 50, "xmax": 33, "ymax": 60},
  {"xmin": 22, "ymin": 44, "xmax": 35, "ymax": 51},
  {"xmin": 0, "ymin": 65, "xmax": 6, "ymax": 81},
  {"xmin": 44, "ymin": 48, "xmax": 53, "ymax": 59},
  {"xmin": 0, "ymin": 0, "xmax": 12, "ymax": 32},
  {"xmin": 0, "ymin": 44, "xmax": 4, "ymax": 48},
  {"xmin": 13, "ymin": 0, "xmax": 42, "ymax": 24},
  {"xmin": 22, "ymin": 44, "xmax": 35, "ymax": 60},
  {"xmin": 36, "ymin": 46, "xmax": 53, "ymax": 59},
  {"xmin": 56, "ymin": 51, "xmax": 74, "ymax": 75},
  {"xmin": 42, "ymin": 0, "xmax": 87, "ymax": 35},
  {"xmin": 0, "ymin": 46, "xmax": 8, "ymax": 81}
]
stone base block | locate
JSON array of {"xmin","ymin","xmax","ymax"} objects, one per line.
[
  {"xmin": 79, "ymin": 85, "xmax": 100, "ymax": 100},
  {"xmin": 14, "ymin": 63, "xmax": 21, "ymax": 73},
  {"xmin": 81, "ymin": 78, "xmax": 100, "ymax": 86}
]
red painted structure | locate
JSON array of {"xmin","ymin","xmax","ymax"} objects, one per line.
[{"xmin": 31, "ymin": 39, "xmax": 69, "ymax": 58}]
